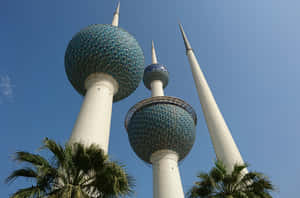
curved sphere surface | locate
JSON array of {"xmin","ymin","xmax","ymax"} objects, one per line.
[
  {"xmin": 143, "ymin": 64, "xmax": 169, "ymax": 90},
  {"xmin": 65, "ymin": 24, "xmax": 145, "ymax": 102},
  {"xmin": 126, "ymin": 97, "xmax": 196, "ymax": 163}
]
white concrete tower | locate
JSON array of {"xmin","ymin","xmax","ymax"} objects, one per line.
[
  {"xmin": 64, "ymin": 2, "xmax": 145, "ymax": 153},
  {"xmin": 126, "ymin": 42, "xmax": 197, "ymax": 198},
  {"xmin": 179, "ymin": 24, "xmax": 246, "ymax": 172}
]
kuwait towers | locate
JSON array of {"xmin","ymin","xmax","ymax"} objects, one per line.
[
  {"xmin": 62, "ymin": 0, "xmax": 247, "ymax": 196},
  {"xmin": 179, "ymin": 24, "xmax": 246, "ymax": 172},
  {"xmin": 125, "ymin": 42, "xmax": 197, "ymax": 198},
  {"xmin": 64, "ymin": 3, "xmax": 144, "ymax": 153}
]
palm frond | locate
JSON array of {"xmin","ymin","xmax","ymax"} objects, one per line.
[
  {"xmin": 214, "ymin": 161, "xmax": 227, "ymax": 175},
  {"xmin": 6, "ymin": 168, "xmax": 37, "ymax": 184},
  {"xmin": 14, "ymin": 151, "xmax": 50, "ymax": 168},
  {"xmin": 91, "ymin": 161, "xmax": 134, "ymax": 197},
  {"xmin": 9, "ymin": 186, "xmax": 46, "ymax": 198},
  {"xmin": 41, "ymin": 138, "xmax": 65, "ymax": 167},
  {"xmin": 231, "ymin": 163, "xmax": 248, "ymax": 181}
]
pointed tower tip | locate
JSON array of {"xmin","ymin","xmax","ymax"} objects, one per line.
[
  {"xmin": 112, "ymin": 1, "xmax": 120, "ymax": 26},
  {"xmin": 116, "ymin": 1, "xmax": 120, "ymax": 14},
  {"xmin": 151, "ymin": 40, "xmax": 158, "ymax": 64},
  {"xmin": 178, "ymin": 23, "xmax": 192, "ymax": 51}
]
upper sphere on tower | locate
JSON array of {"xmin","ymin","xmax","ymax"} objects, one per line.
[
  {"xmin": 64, "ymin": 24, "xmax": 145, "ymax": 102},
  {"xmin": 143, "ymin": 41, "xmax": 169, "ymax": 90},
  {"xmin": 143, "ymin": 64, "xmax": 169, "ymax": 90}
]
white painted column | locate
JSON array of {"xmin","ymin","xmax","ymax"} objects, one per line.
[
  {"xmin": 150, "ymin": 80, "xmax": 164, "ymax": 97},
  {"xmin": 186, "ymin": 50, "xmax": 245, "ymax": 172},
  {"xmin": 150, "ymin": 150, "xmax": 184, "ymax": 198},
  {"xmin": 69, "ymin": 73, "xmax": 118, "ymax": 154}
]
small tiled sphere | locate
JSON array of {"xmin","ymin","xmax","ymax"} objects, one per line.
[
  {"xmin": 143, "ymin": 64, "xmax": 169, "ymax": 90},
  {"xmin": 65, "ymin": 24, "xmax": 145, "ymax": 102},
  {"xmin": 125, "ymin": 97, "xmax": 196, "ymax": 164}
]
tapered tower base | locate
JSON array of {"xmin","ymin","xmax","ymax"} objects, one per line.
[
  {"xmin": 69, "ymin": 73, "xmax": 118, "ymax": 153},
  {"xmin": 150, "ymin": 150, "xmax": 184, "ymax": 198}
]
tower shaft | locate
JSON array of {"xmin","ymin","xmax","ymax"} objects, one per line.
[
  {"xmin": 151, "ymin": 80, "xmax": 164, "ymax": 96},
  {"xmin": 180, "ymin": 24, "xmax": 245, "ymax": 172},
  {"xmin": 150, "ymin": 150, "xmax": 184, "ymax": 198},
  {"xmin": 69, "ymin": 73, "xmax": 118, "ymax": 153}
]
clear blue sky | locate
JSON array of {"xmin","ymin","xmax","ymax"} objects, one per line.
[{"xmin": 1, "ymin": 0, "xmax": 299, "ymax": 197}]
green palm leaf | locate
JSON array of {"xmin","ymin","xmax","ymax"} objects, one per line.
[
  {"xmin": 9, "ymin": 186, "xmax": 47, "ymax": 198},
  {"xmin": 6, "ymin": 168, "xmax": 37, "ymax": 183}
]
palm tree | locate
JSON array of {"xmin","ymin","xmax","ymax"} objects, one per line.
[
  {"xmin": 6, "ymin": 138, "xmax": 134, "ymax": 198},
  {"xmin": 187, "ymin": 161, "xmax": 275, "ymax": 198}
]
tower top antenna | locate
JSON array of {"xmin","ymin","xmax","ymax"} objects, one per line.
[
  {"xmin": 179, "ymin": 23, "xmax": 192, "ymax": 51},
  {"xmin": 151, "ymin": 41, "xmax": 158, "ymax": 64},
  {"xmin": 112, "ymin": 1, "xmax": 120, "ymax": 26}
]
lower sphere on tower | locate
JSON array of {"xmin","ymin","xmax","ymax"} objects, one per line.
[{"xmin": 125, "ymin": 96, "xmax": 197, "ymax": 163}]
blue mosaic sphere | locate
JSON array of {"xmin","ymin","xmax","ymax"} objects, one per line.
[
  {"xmin": 65, "ymin": 24, "xmax": 145, "ymax": 102},
  {"xmin": 143, "ymin": 64, "xmax": 169, "ymax": 90},
  {"xmin": 125, "ymin": 96, "xmax": 197, "ymax": 164}
]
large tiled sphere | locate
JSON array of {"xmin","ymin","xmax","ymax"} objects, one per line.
[
  {"xmin": 125, "ymin": 96, "xmax": 197, "ymax": 164},
  {"xmin": 65, "ymin": 24, "xmax": 145, "ymax": 102},
  {"xmin": 143, "ymin": 64, "xmax": 169, "ymax": 90}
]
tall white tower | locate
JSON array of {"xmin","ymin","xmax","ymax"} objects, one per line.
[
  {"xmin": 179, "ymin": 24, "xmax": 246, "ymax": 172},
  {"xmin": 64, "ymin": 3, "xmax": 145, "ymax": 153},
  {"xmin": 125, "ymin": 42, "xmax": 197, "ymax": 198}
]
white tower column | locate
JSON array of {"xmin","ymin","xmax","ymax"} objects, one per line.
[
  {"xmin": 69, "ymin": 73, "xmax": 118, "ymax": 153},
  {"xmin": 179, "ymin": 24, "xmax": 245, "ymax": 172},
  {"xmin": 151, "ymin": 80, "xmax": 164, "ymax": 97},
  {"xmin": 150, "ymin": 150, "xmax": 184, "ymax": 198}
]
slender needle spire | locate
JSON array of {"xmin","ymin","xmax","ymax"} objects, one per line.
[
  {"xmin": 152, "ymin": 41, "xmax": 158, "ymax": 64},
  {"xmin": 112, "ymin": 1, "xmax": 120, "ymax": 27},
  {"xmin": 179, "ymin": 23, "xmax": 246, "ymax": 173},
  {"xmin": 179, "ymin": 24, "xmax": 192, "ymax": 51}
]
